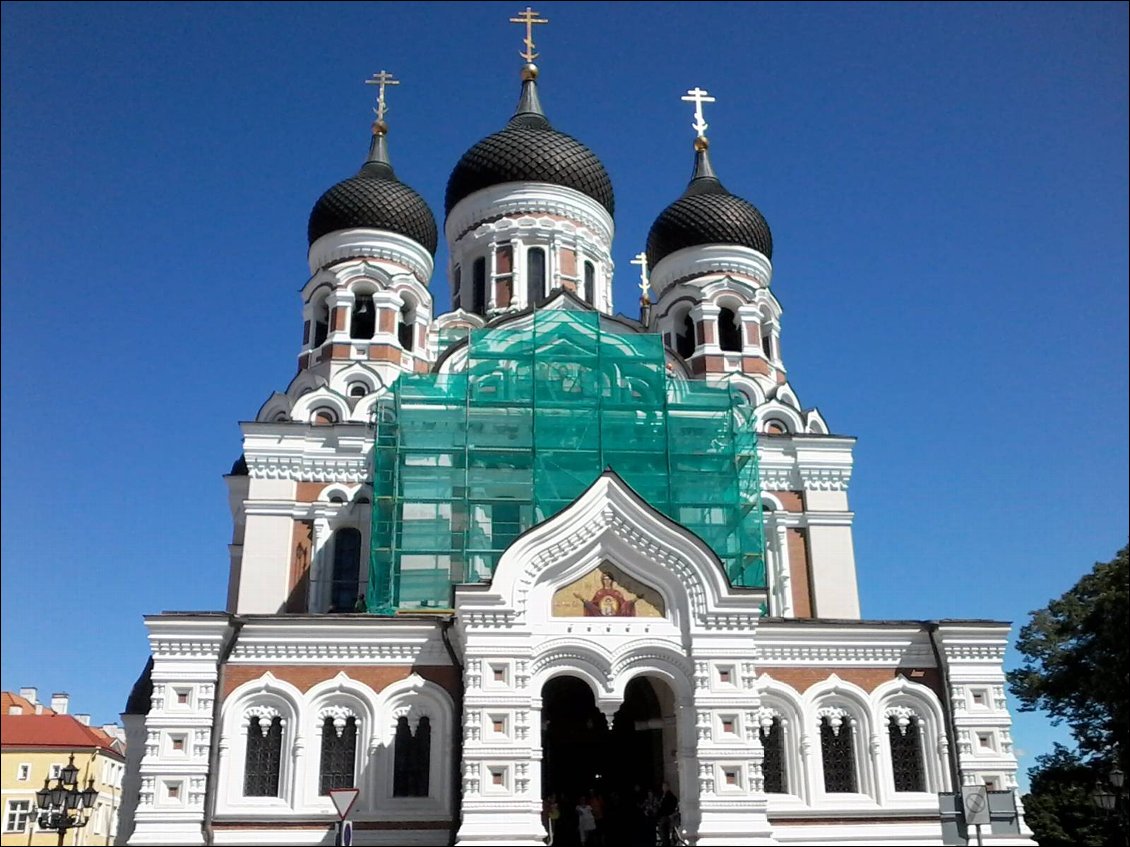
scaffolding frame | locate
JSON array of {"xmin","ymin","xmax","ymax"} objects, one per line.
[{"xmin": 368, "ymin": 311, "xmax": 764, "ymax": 614}]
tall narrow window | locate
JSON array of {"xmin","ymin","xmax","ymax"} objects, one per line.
[
  {"xmin": 319, "ymin": 716, "xmax": 358, "ymax": 795},
  {"xmin": 244, "ymin": 715, "xmax": 283, "ymax": 797},
  {"xmin": 676, "ymin": 314, "xmax": 696, "ymax": 359},
  {"xmin": 313, "ymin": 299, "xmax": 330, "ymax": 347},
  {"xmin": 820, "ymin": 714, "xmax": 857, "ymax": 793},
  {"xmin": 351, "ymin": 293, "xmax": 376, "ymax": 339},
  {"xmin": 330, "ymin": 528, "xmax": 362, "ymax": 612},
  {"xmin": 718, "ymin": 307, "xmax": 742, "ymax": 352},
  {"xmin": 889, "ymin": 714, "xmax": 925, "ymax": 792},
  {"xmin": 583, "ymin": 261, "xmax": 595, "ymax": 306},
  {"xmin": 763, "ymin": 328, "xmax": 775, "ymax": 360},
  {"xmin": 452, "ymin": 264, "xmax": 462, "ymax": 310},
  {"xmin": 393, "ymin": 716, "xmax": 431, "ymax": 797},
  {"xmin": 760, "ymin": 717, "xmax": 785, "ymax": 793},
  {"xmin": 472, "ymin": 258, "xmax": 486, "ymax": 315},
  {"xmin": 527, "ymin": 248, "xmax": 546, "ymax": 306},
  {"xmin": 398, "ymin": 303, "xmax": 414, "ymax": 350}
]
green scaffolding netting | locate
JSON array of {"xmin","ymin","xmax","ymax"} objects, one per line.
[{"xmin": 367, "ymin": 310, "xmax": 765, "ymax": 614}]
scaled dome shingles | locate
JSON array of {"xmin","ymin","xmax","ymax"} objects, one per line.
[
  {"xmin": 445, "ymin": 125, "xmax": 615, "ymax": 218},
  {"xmin": 308, "ymin": 175, "xmax": 439, "ymax": 255},
  {"xmin": 646, "ymin": 188, "xmax": 773, "ymax": 269}
]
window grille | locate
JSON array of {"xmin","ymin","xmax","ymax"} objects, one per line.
[
  {"xmin": 331, "ymin": 528, "xmax": 362, "ymax": 612},
  {"xmin": 820, "ymin": 715, "xmax": 857, "ymax": 793},
  {"xmin": 760, "ymin": 717, "xmax": 785, "ymax": 793},
  {"xmin": 889, "ymin": 714, "xmax": 925, "ymax": 792},
  {"xmin": 393, "ymin": 715, "xmax": 431, "ymax": 797},
  {"xmin": 243, "ymin": 716, "xmax": 283, "ymax": 797},
  {"xmin": 319, "ymin": 716, "xmax": 358, "ymax": 795},
  {"xmin": 527, "ymin": 248, "xmax": 546, "ymax": 305}
]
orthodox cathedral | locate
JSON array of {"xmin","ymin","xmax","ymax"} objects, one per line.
[{"xmin": 119, "ymin": 11, "xmax": 1036, "ymax": 847}]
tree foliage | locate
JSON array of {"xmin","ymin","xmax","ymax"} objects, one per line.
[
  {"xmin": 1008, "ymin": 544, "xmax": 1129, "ymax": 761},
  {"xmin": 1008, "ymin": 544, "xmax": 1129, "ymax": 845}
]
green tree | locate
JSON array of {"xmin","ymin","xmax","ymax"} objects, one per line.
[{"xmin": 1007, "ymin": 544, "xmax": 1129, "ymax": 845}]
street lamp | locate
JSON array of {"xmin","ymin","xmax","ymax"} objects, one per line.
[
  {"xmin": 1091, "ymin": 763, "xmax": 1128, "ymax": 847},
  {"xmin": 34, "ymin": 753, "xmax": 98, "ymax": 846}
]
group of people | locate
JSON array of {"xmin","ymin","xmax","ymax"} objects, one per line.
[{"xmin": 543, "ymin": 782, "xmax": 680, "ymax": 846}]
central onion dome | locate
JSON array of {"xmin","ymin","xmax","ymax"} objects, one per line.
[
  {"xmin": 308, "ymin": 123, "xmax": 438, "ymax": 255},
  {"xmin": 646, "ymin": 139, "xmax": 772, "ymax": 269},
  {"xmin": 445, "ymin": 65, "xmax": 614, "ymax": 218}
]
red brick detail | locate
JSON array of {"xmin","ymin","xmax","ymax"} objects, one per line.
[
  {"xmin": 787, "ymin": 528, "xmax": 813, "ymax": 618},
  {"xmin": 330, "ymin": 344, "xmax": 351, "ymax": 359},
  {"xmin": 378, "ymin": 309, "xmax": 395, "ymax": 335},
  {"xmin": 764, "ymin": 666, "xmax": 944, "ymax": 698},
  {"xmin": 700, "ymin": 355, "xmax": 724, "ymax": 374},
  {"xmin": 701, "ymin": 321, "xmax": 715, "ymax": 345},
  {"xmin": 495, "ymin": 277, "xmax": 513, "ymax": 309},
  {"xmin": 776, "ymin": 370, "xmax": 787, "ymax": 385},
  {"xmin": 295, "ymin": 482, "xmax": 324, "ymax": 503},
  {"xmin": 741, "ymin": 357, "xmax": 771, "ymax": 376},
  {"xmin": 222, "ymin": 665, "xmax": 461, "ymax": 700},
  {"xmin": 369, "ymin": 345, "xmax": 404, "ymax": 363},
  {"xmin": 298, "ymin": 352, "xmax": 310, "ymax": 370},
  {"xmin": 769, "ymin": 491, "xmax": 804, "ymax": 512},
  {"xmin": 496, "ymin": 246, "xmax": 513, "ymax": 273},
  {"xmin": 743, "ymin": 322, "xmax": 760, "ymax": 348},
  {"xmin": 285, "ymin": 521, "xmax": 312, "ymax": 613},
  {"xmin": 561, "ymin": 281, "xmax": 577, "ymax": 293},
  {"xmin": 559, "ymin": 249, "xmax": 577, "ymax": 277},
  {"xmin": 333, "ymin": 307, "xmax": 347, "ymax": 332}
]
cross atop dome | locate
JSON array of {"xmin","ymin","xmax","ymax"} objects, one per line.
[
  {"xmin": 681, "ymin": 86, "xmax": 716, "ymax": 148},
  {"xmin": 365, "ymin": 70, "xmax": 400, "ymax": 134},
  {"xmin": 510, "ymin": 6, "xmax": 549, "ymax": 63}
]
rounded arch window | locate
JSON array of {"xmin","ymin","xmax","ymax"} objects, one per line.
[
  {"xmin": 350, "ymin": 290, "xmax": 376, "ymax": 340},
  {"xmin": 311, "ymin": 295, "xmax": 331, "ymax": 348},
  {"xmin": 764, "ymin": 418, "xmax": 788, "ymax": 435},
  {"xmin": 311, "ymin": 407, "xmax": 337, "ymax": 426},
  {"xmin": 527, "ymin": 247, "xmax": 546, "ymax": 306},
  {"xmin": 674, "ymin": 309, "xmax": 696, "ymax": 359},
  {"xmin": 718, "ymin": 306, "xmax": 742, "ymax": 352},
  {"xmin": 348, "ymin": 383, "xmax": 369, "ymax": 398},
  {"xmin": 398, "ymin": 299, "xmax": 416, "ymax": 351}
]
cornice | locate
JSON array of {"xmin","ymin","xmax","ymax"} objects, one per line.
[
  {"xmin": 445, "ymin": 182, "xmax": 614, "ymax": 248},
  {"xmin": 307, "ymin": 229, "xmax": 434, "ymax": 284}
]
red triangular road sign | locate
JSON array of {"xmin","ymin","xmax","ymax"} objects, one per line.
[{"xmin": 328, "ymin": 787, "xmax": 359, "ymax": 820}]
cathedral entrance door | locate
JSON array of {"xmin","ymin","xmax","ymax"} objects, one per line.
[{"xmin": 541, "ymin": 675, "xmax": 674, "ymax": 847}]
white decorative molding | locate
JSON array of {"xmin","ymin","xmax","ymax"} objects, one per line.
[
  {"xmin": 445, "ymin": 182, "xmax": 614, "ymax": 249},
  {"xmin": 307, "ymin": 228, "xmax": 435, "ymax": 283},
  {"xmin": 649, "ymin": 244, "xmax": 773, "ymax": 295}
]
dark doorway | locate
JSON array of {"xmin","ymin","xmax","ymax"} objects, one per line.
[{"xmin": 542, "ymin": 676, "xmax": 670, "ymax": 847}]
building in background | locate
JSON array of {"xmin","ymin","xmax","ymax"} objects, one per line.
[
  {"xmin": 1, "ymin": 688, "xmax": 125, "ymax": 846},
  {"xmin": 120, "ymin": 14, "xmax": 1037, "ymax": 847}
]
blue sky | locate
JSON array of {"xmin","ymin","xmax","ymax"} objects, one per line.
[{"xmin": 2, "ymin": 2, "xmax": 1126, "ymax": 789}]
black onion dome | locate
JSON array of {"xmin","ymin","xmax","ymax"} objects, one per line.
[
  {"xmin": 646, "ymin": 146, "xmax": 772, "ymax": 269},
  {"xmin": 308, "ymin": 130, "xmax": 438, "ymax": 255},
  {"xmin": 445, "ymin": 75, "xmax": 614, "ymax": 217}
]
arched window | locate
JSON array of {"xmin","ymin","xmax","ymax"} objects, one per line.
[
  {"xmin": 718, "ymin": 307, "xmax": 742, "ymax": 352},
  {"xmin": 351, "ymin": 293, "xmax": 376, "ymax": 340},
  {"xmin": 330, "ymin": 528, "xmax": 362, "ymax": 613},
  {"xmin": 527, "ymin": 247, "xmax": 546, "ymax": 306},
  {"xmin": 319, "ymin": 715, "xmax": 358, "ymax": 795},
  {"xmin": 393, "ymin": 715, "xmax": 431, "ymax": 797},
  {"xmin": 820, "ymin": 712, "xmax": 857, "ymax": 793},
  {"xmin": 398, "ymin": 302, "xmax": 415, "ymax": 350},
  {"xmin": 760, "ymin": 716, "xmax": 786, "ymax": 793},
  {"xmin": 348, "ymin": 383, "xmax": 368, "ymax": 398},
  {"xmin": 312, "ymin": 298, "xmax": 330, "ymax": 347},
  {"xmin": 763, "ymin": 326, "xmax": 776, "ymax": 360},
  {"xmin": 583, "ymin": 261, "xmax": 595, "ymax": 306},
  {"xmin": 472, "ymin": 258, "xmax": 486, "ymax": 315},
  {"xmin": 452, "ymin": 265, "xmax": 462, "ymax": 310},
  {"xmin": 243, "ymin": 715, "xmax": 283, "ymax": 797},
  {"xmin": 676, "ymin": 313, "xmax": 696, "ymax": 359},
  {"xmin": 888, "ymin": 712, "xmax": 925, "ymax": 792}
]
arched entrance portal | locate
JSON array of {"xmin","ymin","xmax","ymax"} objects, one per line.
[{"xmin": 542, "ymin": 675, "xmax": 677, "ymax": 846}]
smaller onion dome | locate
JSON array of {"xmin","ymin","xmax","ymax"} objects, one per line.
[
  {"xmin": 445, "ymin": 64, "xmax": 614, "ymax": 218},
  {"xmin": 646, "ymin": 139, "xmax": 772, "ymax": 270},
  {"xmin": 308, "ymin": 123, "xmax": 438, "ymax": 255}
]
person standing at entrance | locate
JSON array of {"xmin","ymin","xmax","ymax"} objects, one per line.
[
  {"xmin": 576, "ymin": 795, "xmax": 597, "ymax": 846},
  {"xmin": 657, "ymin": 783, "xmax": 678, "ymax": 846}
]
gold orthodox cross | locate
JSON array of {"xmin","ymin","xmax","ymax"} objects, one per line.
[
  {"xmin": 365, "ymin": 70, "xmax": 400, "ymax": 124},
  {"xmin": 681, "ymin": 86, "xmax": 716, "ymax": 139},
  {"xmin": 510, "ymin": 7, "xmax": 548, "ymax": 62}
]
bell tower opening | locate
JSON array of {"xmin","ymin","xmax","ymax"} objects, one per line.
[{"xmin": 541, "ymin": 674, "xmax": 676, "ymax": 845}]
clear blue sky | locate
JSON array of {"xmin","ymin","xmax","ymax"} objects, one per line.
[{"xmin": 2, "ymin": 1, "xmax": 1127, "ymax": 789}]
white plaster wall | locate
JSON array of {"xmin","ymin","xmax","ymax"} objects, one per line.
[
  {"xmin": 806, "ymin": 525, "xmax": 861, "ymax": 618},
  {"xmin": 236, "ymin": 515, "xmax": 294, "ymax": 614}
]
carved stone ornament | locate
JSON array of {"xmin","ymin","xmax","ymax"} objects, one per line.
[
  {"xmin": 884, "ymin": 705, "xmax": 918, "ymax": 736},
  {"xmin": 244, "ymin": 705, "xmax": 282, "ymax": 737}
]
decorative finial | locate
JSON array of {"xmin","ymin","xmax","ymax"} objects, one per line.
[
  {"xmin": 681, "ymin": 86, "xmax": 716, "ymax": 143},
  {"xmin": 510, "ymin": 7, "xmax": 548, "ymax": 64},
  {"xmin": 365, "ymin": 70, "xmax": 400, "ymax": 135},
  {"xmin": 631, "ymin": 252, "xmax": 651, "ymax": 304}
]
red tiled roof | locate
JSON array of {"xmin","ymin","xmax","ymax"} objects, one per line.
[
  {"xmin": 0, "ymin": 714, "xmax": 119, "ymax": 754},
  {"xmin": 0, "ymin": 692, "xmax": 57, "ymax": 716}
]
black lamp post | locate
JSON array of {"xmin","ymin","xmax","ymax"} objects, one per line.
[
  {"xmin": 1091, "ymin": 764, "xmax": 1127, "ymax": 846},
  {"xmin": 33, "ymin": 753, "xmax": 98, "ymax": 846}
]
